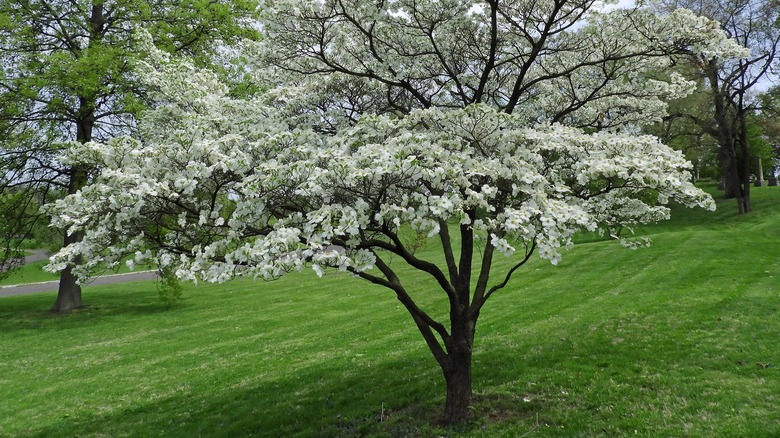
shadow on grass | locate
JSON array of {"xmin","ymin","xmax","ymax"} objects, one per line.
[
  {"xmin": 0, "ymin": 292, "xmax": 181, "ymax": 335},
  {"xmin": 11, "ymin": 287, "xmax": 780, "ymax": 438},
  {"xmin": 21, "ymin": 355, "xmax": 534, "ymax": 438}
]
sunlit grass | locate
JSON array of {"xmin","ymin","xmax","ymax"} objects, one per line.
[{"xmin": 1, "ymin": 186, "xmax": 779, "ymax": 437}]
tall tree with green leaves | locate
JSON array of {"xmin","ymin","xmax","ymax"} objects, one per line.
[
  {"xmin": 653, "ymin": 0, "xmax": 779, "ymax": 213},
  {"xmin": 755, "ymin": 85, "xmax": 780, "ymax": 178},
  {"xmin": 646, "ymin": 65, "xmax": 722, "ymax": 181},
  {"xmin": 0, "ymin": 0, "xmax": 258, "ymax": 312}
]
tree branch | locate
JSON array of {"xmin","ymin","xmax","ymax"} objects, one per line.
[
  {"xmin": 481, "ymin": 240, "xmax": 537, "ymax": 304},
  {"xmin": 347, "ymin": 254, "xmax": 450, "ymax": 366}
]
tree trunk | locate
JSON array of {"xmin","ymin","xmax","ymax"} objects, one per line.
[
  {"xmin": 51, "ymin": 117, "xmax": 92, "ymax": 312},
  {"xmin": 723, "ymin": 157, "xmax": 740, "ymax": 199},
  {"xmin": 722, "ymin": 149, "xmax": 751, "ymax": 213},
  {"xmin": 51, "ymin": 237, "xmax": 83, "ymax": 312},
  {"xmin": 51, "ymin": 2, "xmax": 103, "ymax": 312},
  {"xmin": 442, "ymin": 345, "xmax": 473, "ymax": 424},
  {"xmin": 372, "ymin": 227, "xmax": 481, "ymax": 425},
  {"xmin": 51, "ymin": 165, "xmax": 88, "ymax": 313},
  {"xmin": 736, "ymin": 176, "xmax": 751, "ymax": 213},
  {"xmin": 441, "ymin": 302, "xmax": 475, "ymax": 425},
  {"xmin": 736, "ymin": 120, "xmax": 752, "ymax": 213},
  {"xmin": 704, "ymin": 60, "xmax": 745, "ymax": 212}
]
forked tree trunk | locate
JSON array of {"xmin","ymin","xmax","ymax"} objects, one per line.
[{"xmin": 369, "ymin": 221, "xmax": 485, "ymax": 425}]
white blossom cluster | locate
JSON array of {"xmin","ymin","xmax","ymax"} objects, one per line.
[
  {"xmin": 46, "ymin": 65, "xmax": 713, "ymax": 283},
  {"xmin": 45, "ymin": 2, "xmax": 733, "ymax": 286},
  {"xmin": 260, "ymin": 0, "xmax": 748, "ymax": 129}
]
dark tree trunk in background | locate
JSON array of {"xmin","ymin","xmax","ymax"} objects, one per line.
[
  {"xmin": 721, "ymin": 112, "xmax": 752, "ymax": 213},
  {"xmin": 663, "ymin": 0, "xmax": 779, "ymax": 214},
  {"xmin": 51, "ymin": 3, "xmax": 104, "ymax": 312},
  {"xmin": 707, "ymin": 63, "xmax": 752, "ymax": 213},
  {"xmin": 51, "ymin": 239, "xmax": 84, "ymax": 312},
  {"xmin": 735, "ymin": 115, "xmax": 752, "ymax": 213},
  {"xmin": 51, "ymin": 105, "xmax": 93, "ymax": 312},
  {"xmin": 719, "ymin": 139, "xmax": 751, "ymax": 213},
  {"xmin": 50, "ymin": 163, "xmax": 88, "ymax": 313}
]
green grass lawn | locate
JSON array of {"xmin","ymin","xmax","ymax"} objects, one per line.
[
  {"xmin": 1, "ymin": 186, "xmax": 779, "ymax": 437},
  {"xmin": 0, "ymin": 259, "xmax": 61, "ymax": 285}
]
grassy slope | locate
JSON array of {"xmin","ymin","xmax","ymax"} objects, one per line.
[
  {"xmin": 0, "ymin": 185, "xmax": 778, "ymax": 437},
  {"xmin": 0, "ymin": 260, "xmax": 60, "ymax": 285},
  {"xmin": 0, "ymin": 258, "xmax": 143, "ymax": 286}
]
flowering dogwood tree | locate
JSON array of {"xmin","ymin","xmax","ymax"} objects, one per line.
[{"xmin": 47, "ymin": 1, "xmax": 744, "ymax": 424}]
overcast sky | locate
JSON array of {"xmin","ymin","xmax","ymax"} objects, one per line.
[{"xmin": 603, "ymin": 0, "xmax": 637, "ymax": 10}]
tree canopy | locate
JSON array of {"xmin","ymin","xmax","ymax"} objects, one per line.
[
  {"xmin": 0, "ymin": 0, "xmax": 259, "ymax": 310},
  {"xmin": 652, "ymin": 0, "xmax": 779, "ymax": 212}
]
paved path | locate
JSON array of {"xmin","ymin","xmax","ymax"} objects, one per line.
[
  {"xmin": 0, "ymin": 271, "xmax": 159, "ymax": 298},
  {"xmin": 1, "ymin": 250, "xmax": 160, "ymax": 298},
  {"xmin": 24, "ymin": 250, "xmax": 50, "ymax": 264}
]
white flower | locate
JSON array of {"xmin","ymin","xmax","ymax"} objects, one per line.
[{"xmin": 46, "ymin": 5, "xmax": 720, "ymax": 288}]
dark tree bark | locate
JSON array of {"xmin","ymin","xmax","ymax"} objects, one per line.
[
  {"xmin": 443, "ymin": 350, "xmax": 473, "ymax": 423},
  {"xmin": 342, "ymin": 217, "xmax": 537, "ymax": 424},
  {"xmin": 735, "ymin": 113, "xmax": 752, "ymax": 213},
  {"xmin": 50, "ymin": 2, "xmax": 102, "ymax": 312},
  {"xmin": 705, "ymin": 58, "xmax": 754, "ymax": 213},
  {"xmin": 51, "ymin": 245, "xmax": 83, "ymax": 312},
  {"xmin": 441, "ymin": 315, "xmax": 475, "ymax": 423},
  {"xmin": 51, "ymin": 163, "xmax": 88, "ymax": 312}
]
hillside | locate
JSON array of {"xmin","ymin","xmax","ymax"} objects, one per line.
[{"xmin": 1, "ymin": 185, "xmax": 778, "ymax": 437}]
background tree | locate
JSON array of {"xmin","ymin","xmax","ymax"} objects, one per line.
[
  {"xmin": 755, "ymin": 85, "xmax": 780, "ymax": 179},
  {"xmin": 647, "ymin": 70, "xmax": 775, "ymax": 183},
  {"xmin": 48, "ymin": 0, "xmax": 742, "ymax": 424},
  {"xmin": 652, "ymin": 0, "xmax": 780, "ymax": 213},
  {"xmin": 0, "ymin": 0, "xmax": 258, "ymax": 311},
  {"xmin": 646, "ymin": 68, "xmax": 722, "ymax": 181}
]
